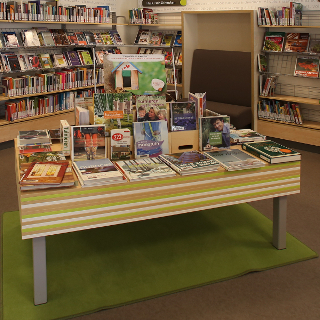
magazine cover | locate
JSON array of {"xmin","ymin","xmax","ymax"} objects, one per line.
[
  {"xmin": 199, "ymin": 116, "xmax": 231, "ymax": 151},
  {"xmin": 170, "ymin": 102, "xmax": 197, "ymax": 131},
  {"xmin": 308, "ymin": 39, "xmax": 320, "ymax": 53},
  {"xmin": 133, "ymin": 121, "xmax": 169, "ymax": 158},
  {"xmin": 258, "ymin": 54, "xmax": 268, "ymax": 72},
  {"xmin": 110, "ymin": 129, "xmax": 131, "ymax": 160},
  {"xmin": 71, "ymin": 125, "xmax": 106, "ymax": 162},
  {"xmin": 262, "ymin": 32, "xmax": 285, "ymax": 52},
  {"xmin": 136, "ymin": 95, "xmax": 167, "ymax": 122},
  {"xmin": 294, "ymin": 57, "xmax": 319, "ymax": 78},
  {"xmin": 105, "ymin": 54, "xmax": 167, "ymax": 95},
  {"xmin": 284, "ymin": 33, "xmax": 309, "ymax": 53},
  {"xmin": 94, "ymin": 92, "xmax": 133, "ymax": 136}
]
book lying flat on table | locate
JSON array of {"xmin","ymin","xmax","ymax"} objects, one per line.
[
  {"xmin": 73, "ymin": 158, "xmax": 126, "ymax": 187},
  {"xmin": 230, "ymin": 129, "xmax": 266, "ymax": 144},
  {"xmin": 18, "ymin": 130, "xmax": 51, "ymax": 145},
  {"xmin": 204, "ymin": 149, "xmax": 266, "ymax": 171},
  {"xmin": 159, "ymin": 151, "xmax": 220, "ymax": 175},
  {"xmin": 20, "ymin": 161, "xmax": 69, "ymax": 186},
  {"xmin": 114, "ymin": 158, "xmax": 177, "ymax": 181},
  {"xmin": 242, "ymin": 140, "xmax": 301, "ymax": 164}
]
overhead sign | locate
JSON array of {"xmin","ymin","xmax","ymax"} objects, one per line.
[{"xmin": 142, "ymin": 0, "xmax": 186, "ymax": 6}]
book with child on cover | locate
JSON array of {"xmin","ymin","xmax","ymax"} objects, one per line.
[{"xmin": 136, "ymin": 95, "xmax": 167, "ymax": 122}]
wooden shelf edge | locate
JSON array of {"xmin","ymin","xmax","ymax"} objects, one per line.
[
  {"xmin": 0, "ymin": 20, "xmax": 123, "ymax": 25},
  {"xmin": 258, "ymin": 118, "xmax": 320, "ymax": 130},
  {"xmin": 167, "ymin": 83, "xmax": 182, "ymax": 87},
  {"xmin": 1, "ymin": 84, "xmax": 104, "ymax": 101},
  {"xmin": 0, "ymin": 109, "xmax": 74, "ymax": 126},
  {"xmin": 128, "ymin": 23, "xmax": 181, "ymax": 27},
  {"xmin": 259, "ymin": 95, "xmax": 320, "ymax": 105},
  {"xmin": 259, "ymin": 25, "xmax": 320, "ymax": 28}
]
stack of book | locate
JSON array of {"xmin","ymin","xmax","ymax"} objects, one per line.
[
  {"xmin": 159, "ymin": 151, "xmax": 220, "ymax": 175},
  {"xmin": 73, "ymin": 158, "xmax": 126, "ymax": 187},
  {"xmin": 17, "ymin": 129, "xmax": 52, "ymax": 154},
  {"xmin": 230, "ymin": 129, "xmax": 266, "ymax": 145},
  {"xmin": 204, "ymin": 149, "xmax": 266, "ymax": 171},
  {"xmin": 114, "ymin": 158, "xmax": 177, "ymax": 181}
]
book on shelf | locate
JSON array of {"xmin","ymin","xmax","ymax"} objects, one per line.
[
  {"xmin": 136, "ymin": 95, "xmax": 167, "ymax": 122},
  {"xmin": 19, "ymin": 160, "xmax": 69, "ymax": 186},
  {"xmin": 294, "ymin": 56, "xmax": 319, "ymax": 78},
  {"xmin": 66, "ymin": 31, "xmax": 78, "ymax": 45},
  {"xmin": 38, "ymin": 29, "xmax": 55, "ymax": 46},
  {"xmin": 93, "ymin": 32, "xmax": 104, "ymax": 45},
  {"xmin": 159, "ymin": 151, "xmax": 220, "ymax": 175},
  {"xmin": 136, "ymin": 29, "xmax": 150, "ymax": 45},
  {"xmin": 95, "ymin": 51, "xmax": 105, "ymax": 64},
  {"xmin": 60, "ymin": 120, "xmax": 71, "ymax": 156},
  {"xmin": 78, "ymin": 50, "xmax": 93, "ymax": 65},
  {"xmin": 258, "ymin": 54, "xmax": 268, "ymax": 72},
  {"xmin": 65, "ymin": 51, "xmax": 82, "ymax": 66},
  {"xmin": 290, "ymin": 2, "xmax": 303, "ymax": 26},
  {"xmin": 263, "ymin": 32, "xmax": 285, "ymax": 52},
  {"xmin": 230, "ymin": 129, "xmax": 266, "ymax": 144},
  {"xmin": 83, "ymin": 31, "xmax": 96, "ymax": 45},
  {"xmin": 19, "ymin": 129, "xmax": 51, "ymax": 145},
  {"xmin": 101, "ymin": 31, "xmax": 114, "ymax": 45},
  {"xmin": 284, "ymin": 33, "xmax": 309, "ymax": 53},
  {"xmin": 114, "ymin": 158, "xmax": 176, "ymax": 182},
  {"xmin": 21, "ymin": 29, "xmax": 41, "ymax": 47},
  {"xmin": 199, "ymin": 116, "xmax": 231, "ymax": 151},
  {"xmin": 170, "ymin": 102, "xmax": 197, "ymax": 131},
  {"xmin": 39, "ymin": 53, "xmax": 53, "ymax": 69},
  {"xmin": 110, "ymin": 129, "xmax": 131, "ymax": 161},
  {"xmin": 5, "ymin": 53, "xmax": 21, "ymax": 71},
  {"xmin": 2, "ymin": 31, "xmax": 19, "ymax": 47},
  {"xmin": 242, "ymin": 140, "xmax": 301, "ymax": 164},
  {"xmin": 133, "ymin": 120, "xmax": 169, "ymax": 158},
  {"xmin": 53, "ymin": 53, "xmax": 68, "ymax": 67},
  {"xmin": 260, "ymin": 75, "xmax": 278, "ymax": 97},
  {"xmin": 149, "ymin": 31, "xmax": 163, "ymax": 46},
  {"xmin": 17, "ymin": 141, "xmax": 52, "ymax": 154},
  {"xmin": 188, "ymin": 92, "xmax": 206, "ymax": 118},
  {"xmin": 25, "ymin": 53, "xmax": 41, "ymax": 69},
  {"xmin": 75, "ymin": 32, "xmax": 87, "ymax": 45},
  {"xmin": 308, "ymin": 39, "xmax": 320, "ymax": 54},
  {"xmin": 73, "ymin": 158, "xmax": 126, "ymax": 187},
  {"xmin": 71, "ymin": 125, "xmax": 106, "ymax": 162},
  {"xmin": 204, "ymin": 149, "xmax": 266, "ymax": 171},
  {"xmin": 109, "ymin": 30, "xmax": 123, "ymax": 45},
  {"xmin": 162, "ymin": 34, "xmax": 174, "ymax": 47},
  {"xmin": 174, "ymin": 31, "xmax": 182, "ymax": 46}
]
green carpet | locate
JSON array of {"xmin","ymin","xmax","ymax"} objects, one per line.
[{"xmin": 2, "ymin": 204, "xmax": 318, "ymax": 320}]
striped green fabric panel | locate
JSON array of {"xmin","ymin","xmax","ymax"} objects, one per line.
[
  {"xmin": 22, "ymin": 185, "xmax": 300, "ymax": 234},
  {"xmin": 21, "ymin": 175, "xmax": 300, "ymax": 219}
]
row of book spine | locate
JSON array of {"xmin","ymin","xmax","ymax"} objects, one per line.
[
  {"xmin": 129, "ymin": 8, "xmax": 158, "ymax": 24},
  {"xmin": 5, "ymin": 87, "xmax": 105, "ymax": 121},
  {"xmin": 2, "ymin": 68, "xmax": 104, "ymax": 97},
  {"xmin": 0, "ymin": 2, "xmax": 111, "ymax": 23},
  {"xmin": 166, "ymin": 68, "xmax": 182, "ymax": 85},
  {"xmin": 257, "ymin": 2, "xmax": 303, "ymax": 26},
  {"xmin": 258, "ymin": 99, "xmax": 303, "ymax": 124}
]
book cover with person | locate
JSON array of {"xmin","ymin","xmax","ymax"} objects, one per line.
[
  {"xmin": 199, "ymin": 116, "xmax": 231, "ymax": 151},
  {"xmin": 136, "ymin": 95, "xmax": 167, "ymax": 122},
  {"xmin": 133, "ymin": 120, "xmax": 169, "ymax": 158},
  {"xmin": 170, "ymin": 102, "xmax": 197, "ymax": 131},
  {"xmin": 71, "ymin": 125, "xmax": 106, "ymax": 162},
  {"xmin": 241, "ymin": 140, "xmax": 301, "ymax": 163}
]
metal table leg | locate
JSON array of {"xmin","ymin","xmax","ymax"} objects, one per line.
[
  {"xmin": 273, "ymin": 196, "xmax": 287, "ymax": 250},
  {"xmin": 33, "ymin": 236, "xmax": 47, "ymax": 305}
]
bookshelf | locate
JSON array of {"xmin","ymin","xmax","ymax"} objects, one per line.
[{"xmin": 257, "ymin": 21, "xmax": 320, "ymax": 146}]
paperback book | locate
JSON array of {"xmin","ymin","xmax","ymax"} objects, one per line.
[
  {"xmin": 159, "ymin": 151, "xmax": 220, "ymax": 175},
  {"xmin": 136, "ymin": 95, "xmax": 167, "ymax": 122},
  {"xmin": 73, "ymin": 158, "xmax": 125, "ymax": 187},
  {"xmin": 284, "ymin": 33, "xmax": 309, "ymax": 53},
  {"xmin": 110, "ymin": 129, "xmax": 131, "ymax": 161},
  {"xmin": 294, "ymin": 57, "xmax": 319, "ymax": 78},
  {"xmin": 241, "ymin": 140, "xmax": 301, "ymax": 164},
  {"xmin": 308, "ymin": 39, "xmax": 320, "ymax": 54},
  {"xmin": 174, "ymin": 31, "xmax": 182, "ymax": 46},
  {"xmin": 263, "ymin": 31, "xmax": 285, "ymax": 52},
  {"xmin": 230, "ymin": 129, "xmax": 266, "ymax": 144},
  {"xmin": 133, "ymin": 120, "xmax": 169, "ymax": 158},
  {"xmin": 21, "ymin": 29, "xmax": 41, "ymax": 47},
  {"xmin": 71, "ymin": 125, "xmax": 106, "ymax": 162},
  {"xmin": 114, "ymin": 157, "xmax": 176, "ymax": 181},
  {"xmin": 258, "ymin": 54, "xmax": 268, "ymax": 72},
  {"xmin": 109, "ymin": 30, "xmax": 123, "ymax": 45},
  {"xmin": 2, "ymin": 31, "xmax": 20, "ymax": 47},
  {"xmin": 204, "ymin": 149, "xmax": 266, "ymax": 171},
  {"xmin": 18, "ymin": 130, "xmax": 51, "ymax": 145},
  {"xmin": 199, "ymin": 116, "xmax": 231, "ymax": 151},
  {"xmin": 170, "ymin": 102, "xmax": 197, "ymax": 131}
]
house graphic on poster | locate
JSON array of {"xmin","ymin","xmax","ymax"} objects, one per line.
[{"xmin": 112, "ymin": 62, "xmax": 143, "ymax": 90}]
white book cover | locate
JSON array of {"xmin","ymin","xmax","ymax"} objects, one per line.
[{"xmin": 110, "ymin": 129, "xmax": 131, "ymax": 161}]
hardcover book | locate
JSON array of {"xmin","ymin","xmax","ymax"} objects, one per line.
[
  {"xmin": 204, "ymin": 149, "xmax": 266, "ymax": 171},
  {"xmin": 241, "ymin": 140, "xmax": 301, "ymax": 164},
  {"xmin": 114, "ymin": 157, "xmax": 176, "ymax": 181},
  {"xmin": 284, "ymin": 33, "xmax": 309, "ymax": 52},
  {"xmin": 159, "ymin": 151, "xmax": 220, "ymax": 175},
  {"xmin": 263, "ymin": 31, "xmax": 285, "ymax": 52},
  {"xmin": 199, "ymin": 116, "xmax": 231, "ymax": 151},
  {"xmin": 136, "ymin": 95, "xmax": 167, "ymax": 122},
  {"xmin": 73, "ymin": 158, "xmax": 125, "ymax": 187},
  {"xmin": 66, "ymin": 51, "xmax": 81, "ymax": 66},
  {"xmin": 170, "ymin": 102, "xmax": 197, "ymax": 131},
  {"xmin": 39, "ymin": 54, "xmax": 53, "ymax": 69},
  {"xmin": 133, "ymin": 120, "xmax": 169, "ymax": 158},
  {"xmin": 19, "ymin": 151, "xmax": 66, "ymax": 165},
  {"xmin": 110, "ymin": 129, "xmax": 131, "ymax": 161},
  {"xmin": 71, "ymin": 125, "xmax": 106, "ymax": 162},
  {"xmin": 19, "ymin": 161, "xmax": 69, "ymax": 185},
  {"xmin": 294, "ymin": 56, "xmax": 319, "ymax": 78}
]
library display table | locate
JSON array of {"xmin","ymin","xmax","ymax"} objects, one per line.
[{"xmin": 17, "ymin": 150, "xmax": 300, "ymax": 305}]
